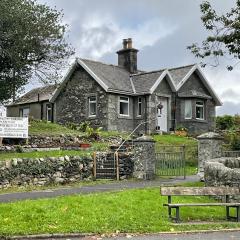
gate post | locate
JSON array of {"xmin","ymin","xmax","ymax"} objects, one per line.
[
  {"xmin": 133, "ymin": 135, "xmax": 156, "ymax": 180},
  {"xmin": 197, "ymin": 132, "xmax": 223, "ymax": 180}
]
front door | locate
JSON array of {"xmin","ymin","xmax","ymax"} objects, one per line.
[{"xmin": 156, "ymin": 98, "xmax": 168, "ymax": 132}]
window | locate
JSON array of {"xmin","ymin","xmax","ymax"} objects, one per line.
[
  {"xmin": 46, "ymin": 104, "xmax": 52, "ymax": 122},
  {"xmin": 89, "ymin": 96, "xmax": 97, "ymax": 117},
  {"xmin": 119, "ymin": 96, "xmax": 129, "ymax": 116},
  {"xmin": 19, "ymin": 108, "xmax": 29, "ymax": 118},
  {"xmin": 196, "ymin": 100, "xmax": 204, "ymax": 120},
  {"xmin": 184, "ymin": 100, "xmax": 192, "ymax": 119},
  {"xmin": 137, "ymin": 97, "xmax": 142, "ymax": 116}
]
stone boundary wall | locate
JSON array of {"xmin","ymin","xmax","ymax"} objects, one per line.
[
  {"xmin": 0, "ymin": 156, "xmax": 93, "ymax": 189},
  {"xmin": 204, "ymin": 157, "xmax": 240, "ymax": 187}
]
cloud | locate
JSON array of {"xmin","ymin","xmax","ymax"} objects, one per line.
[
  {"xmin": 33, "ymin": 0, "xmax": 239, "ymax": 116},
  {"xmin": 217, "ymin": 101, "xmax": 240, "ymax": 116},
  {"xmin": 73, "ymin": 14, "xmax": 177, "ymax": 59}
]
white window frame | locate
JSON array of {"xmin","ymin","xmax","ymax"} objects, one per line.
[
  {"xmin": 88, "ymin": 96, "xmax": 97, "ymax": 117},
  {"xmin": 137, "ymin": 97, "xmax": 142, "ymax": 116},
  {"xmin": 184, "ymin": 100, "xmax": 192, "ymax": 119},
  {"xmin": 196, "ymin": 100, "xmax": 205, "ymax": 120},
  {"xmin": 19, "ymin": 108, "xmax": 30, "ymax": 118},
  {"xmin": 46, "ymin": 104, "xmax": 52, "ymax": 122},
  {"xmin": 119, "ymin": 96, "xmax": 129, "ymax": 116}
]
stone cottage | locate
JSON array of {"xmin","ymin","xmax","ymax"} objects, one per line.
[{"xmin": 7, "ymin": 38, "xmax": 222, "ymax": 134}]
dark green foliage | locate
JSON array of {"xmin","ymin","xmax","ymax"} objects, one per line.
[
  {"xmin": 230, "ymin": 133, "xmax": 240, "ymax": 150},
  {"xmin": 188, "ymin": 1, "xmax": 240, "ymax": 70},
  {"xmin": 0, "ymin": 0, "xmax": 74, "ymax": 102},
  {"xmin": 216, "ymin": 115, "xmax": 235, "ymax": 130}
]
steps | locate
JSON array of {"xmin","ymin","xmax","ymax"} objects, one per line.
[{"xmin": 96, "ymin": 154, "xmax": 116, "ymax": 180}]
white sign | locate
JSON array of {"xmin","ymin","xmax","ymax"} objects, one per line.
[
  {"xmin": 0, "ymin": 106, "xmax": 6, "ymax": 117},
  {"xmin": 0, "ymin": 117, "xmax": 28, "ymax": 138}
]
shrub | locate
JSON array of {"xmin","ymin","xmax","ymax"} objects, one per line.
[
  {"xmin": 230, "ymin": 133, "xmax": 240, "ymax": 150},
  {"xmin": 216, "ymin": 115, "xmax": 234, "ymax": 130}
]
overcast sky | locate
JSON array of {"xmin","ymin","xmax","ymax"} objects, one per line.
[{"xmin": 34, "ymin": 0, "xmax": 240, "ymax": 115}]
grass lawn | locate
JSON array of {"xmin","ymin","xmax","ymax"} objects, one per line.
[
  {"xmin": 153, "ymin": 134, "xmax": 197, "ymax": 145},
  {"xmin": 0, "ymin": 142, "xmax": 108, "ymax": 161},
  {"xmin": 29, "ymin": 121, "xmax": 81, "ymax": 136},
  {"xmin": 0, "ymin": 186, "xmax": 239, "ymax": 236}
]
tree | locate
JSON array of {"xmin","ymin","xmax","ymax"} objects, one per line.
[
  {"xmin": 188, "ymin": 1, "xmax": 240, "ymax": 70},
  {"xmin": 0, "ymin": 0, "xmax": 74, "ymax": 103}
]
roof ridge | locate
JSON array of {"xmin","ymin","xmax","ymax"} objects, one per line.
[
  {"xmin": 78, "ymin": 57, "xmax": 128, "ymax": 71},
  {"xmin": 131, "ymin": 69, "xmax": 166, "ymax": 76},
  {"xmin": 168, "ymin": 64, "xmax": 196, "ymax": 71}
]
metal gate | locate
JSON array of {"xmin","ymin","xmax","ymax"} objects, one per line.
[{"xmin": 155, "ymin": 145, "xmax": 186, "ymax": 178}]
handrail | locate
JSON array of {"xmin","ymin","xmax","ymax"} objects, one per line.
[
  {"xmin": 114, "ymin": 121, "xmax": 149, "ymax": 181},
  {"xmin": 114, "ymin": 121, "xmax": 150, "ymax": 155}
]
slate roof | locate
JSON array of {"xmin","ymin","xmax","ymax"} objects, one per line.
[
  {"xmin": 9, "ymin": 85, "xmax": 58, "ymax": 106},
  {"xmin": 132, "ymin": 70, "xmax": 165, "ymax": 94},
  {"xmin": 80, "ymin": 59, "xmax": 134, "ymax": 93},
  {"xmin": 168, "ymin": 64, "xmax": 195, "ymax": 87},
  {"xmin": 79, "ymin": 59, "xmax": 195, "ymax": 94}
]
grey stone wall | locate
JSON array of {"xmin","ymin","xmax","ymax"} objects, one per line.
[
  {"xmin": 133, "ymin": 136, "xmax": 156, "ymax": 179},
  {"xmin": 204, "ymin": 158, "xmax": 240, "ymax": 200},
  {"xmin": 197, "ymin": 132, "xmax": 223, "ymax": 178},
  {"xmin": 175, "ymin": 73, "xmax": 216, "ymax": 135},
  {"xmin": 0, "ymin": 155, "xmax": 93, "ymax": 189},
  {"xmin": 107, "ymin": 93, "xmax": 135, "ymax": 132},
  {"xmin": 55, "ymin": 66, "xmax": 108, "ymax": 129}
]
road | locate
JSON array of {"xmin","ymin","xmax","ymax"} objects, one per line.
[{"xmin": 0, "ymin": 175, "xmax": 198, "ymax": 203}]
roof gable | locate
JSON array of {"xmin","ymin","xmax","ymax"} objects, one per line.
[{"xmin": 176, "ymin": 65, "xmax": 222, "ymax": 106}]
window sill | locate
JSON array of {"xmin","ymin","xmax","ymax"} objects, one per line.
[
  {"xmin": 88, "ymin": 115, "xmax": 97, "ymax": 119},
  {"xmin": 183, "ymin": 118, "xmax": 207, "ymax": 123},
  {"xmin": 118, "ymin": 115, "xmax": 132, "ymax": 119}
]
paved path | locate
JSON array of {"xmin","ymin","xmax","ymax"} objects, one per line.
[
  {"xmin": 0, "ymin": 175, "xmax": 198, "ymax": 203},
  {"xmin": 16, "ymin": 230, "xmax": 240, "ymax": 240},
  {"xmin": 102, "ymin": 231, "xmax": 240, "ymax": 240}
]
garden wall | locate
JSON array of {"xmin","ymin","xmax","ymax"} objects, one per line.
[
  {"xmin": 204, "ymin": 158, "xmax": 240, "ymax": 187},
  {"xmin": 0, "ymin": 155, "xmax": 93, "ymax": 188}
]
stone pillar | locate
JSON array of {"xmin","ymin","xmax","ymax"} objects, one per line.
[
  {"xmin": 133, "ymin": 135, "xmax": 156, "ymax": 180},
  {"xmin": 197, "ymin": 132, "xmax": 223, "ymax": 179}
]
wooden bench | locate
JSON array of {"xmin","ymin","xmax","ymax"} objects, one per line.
[{"xmin": 161, "ymin": 186, "xmax": 240, "ymax": 223}]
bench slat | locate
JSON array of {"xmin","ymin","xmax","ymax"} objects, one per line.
[
  {"xmin": 161, "ymin": 187, "xmax": 240, "ymax": 196},
  {"xmin": 164, "ymin": 203, "xmax": 240, "ymax": 207}
]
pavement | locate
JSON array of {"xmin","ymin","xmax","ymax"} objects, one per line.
[
  {"xmin": 0, "ymin": 175, "xmax": 199, "ymax": 203},
  {"xmin": 101, "ymin": 230, "xmax": 240, "ymax": 240},
  {"xmin": 13, "ymin": 230, "xmax": 240, "ymax": 240}
]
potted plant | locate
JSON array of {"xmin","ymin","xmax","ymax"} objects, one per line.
[{"xmin": 175, "ymin": 126, "xmax": 188, "ymax": 137}]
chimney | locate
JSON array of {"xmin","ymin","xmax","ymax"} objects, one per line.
[{"xmin": 117, "ymin": 38, "xmax": 138, "ymax": 73}]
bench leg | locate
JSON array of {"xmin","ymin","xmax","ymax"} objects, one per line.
[
  {"xmin": 168, "ymin": 207, "xmax": 172, "ymax": 219},
  {"xmin": 237, "ymin": 206, "xmax": 240, "ymax": 222},
  {"xmin": 226, "ymin": 206, "xmax": 230, "ymax": 220},
  {"xmin": 175, "ymin": 207, "xmax": 180, "ymax": 223}
]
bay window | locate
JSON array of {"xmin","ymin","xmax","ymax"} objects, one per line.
[
  {"xmin": 184, "ymin": 100, "xmax": 192, "ymax": 119},
  {"xmin": 196, "ymin": 100, "xmax": 204, "ymax": 120}
]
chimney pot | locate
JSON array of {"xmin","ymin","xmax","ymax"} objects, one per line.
[
  {"xmin": 127, "ymin": 38, "xmax": 132, "ymax": 48},
  {"xmin": 123, "ymin": 39, "xmax": 128, "ymax": 49}
]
